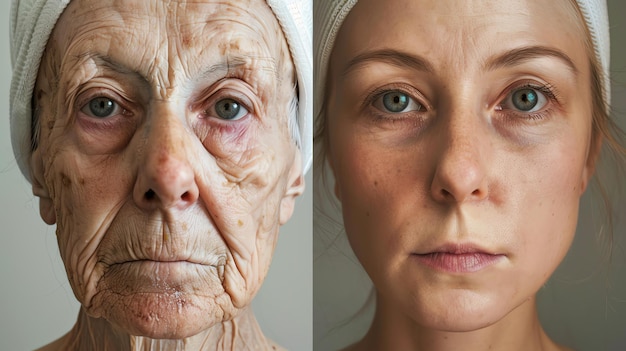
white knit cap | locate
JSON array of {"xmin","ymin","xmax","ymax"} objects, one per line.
[
  {"xmin": 10, "ymin": 0, "xmax": 313, "ymax": 181},
  {"xmin": 314, "ymin": 0, "xmax": 611, "ymax": 123}
]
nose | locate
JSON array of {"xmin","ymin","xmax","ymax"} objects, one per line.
[
  {"xmin": 430, "ymin": 110, "xmax": 490, "ymax": 204},
  {"xmin": 134, "ymin": 109, "xmax": 199, "ymax": 211}
]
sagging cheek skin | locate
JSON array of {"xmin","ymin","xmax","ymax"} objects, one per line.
[{"xmin": 199, "ymin": 108, "xmax": 296, "ymax": 309}]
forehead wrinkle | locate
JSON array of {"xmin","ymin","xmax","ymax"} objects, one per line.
[
  {"xmin": 197, "ymin": 55, "xmax": 277, "ymax": 81},
  {"xmin": 76, "ymin": 52, "xmax": 147, "ymax": 82}
]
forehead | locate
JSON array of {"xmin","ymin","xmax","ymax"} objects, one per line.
[
  {"xmin": 333, "ymin": 0, "xmax": 588, "ymax": 76},
  {"xmin": 51, "ymin": 0, "xmax": 288, "ymax": 87}
]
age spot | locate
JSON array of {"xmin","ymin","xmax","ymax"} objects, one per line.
[{"xmin": 61, "ymin": 173, "xmax": 71, "ymax": 187}]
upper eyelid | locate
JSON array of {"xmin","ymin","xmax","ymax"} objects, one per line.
[
  {"xmin": 192, "ymin": 80, "xmax": 259, "ymax": 116},
  {"xmin": 75, "ymin": 89, "xmax": 136, "ymax": 120}
]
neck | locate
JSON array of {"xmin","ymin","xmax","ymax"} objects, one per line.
[
  {"xmin": 352, "ymin": 294, "xmax": 564, "ymax": 351},
  {"xmin": 50, "ymin": 307, "xmax": 274, "ymax": 351}
]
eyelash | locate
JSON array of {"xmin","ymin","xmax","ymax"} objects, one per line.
[
  {"xmin": 363, "ymin": 82, "xmax": 560, "ymax": 125},
  {"xmin": 199, "ymin": 93, "xmax": 252, "ymax": 121},
  {"xmin": 496, "ymin": 82, "xmax": 559, "ymax": 122},
  {"xmin": 75, "ymin": 90, "xmax": 133, "ymax": 130},
  {"xmin": 363, "ymin": 84, "xmax": 426, "ymax": 124}
]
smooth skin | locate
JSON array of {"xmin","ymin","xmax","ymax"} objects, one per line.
[
  {"xmin": 30, "ymin": 0, "xmax": 303, "ymax": 349},
  {"xmin": 326, "ymin": 0, "xmax": 599, "ymax": 350}
]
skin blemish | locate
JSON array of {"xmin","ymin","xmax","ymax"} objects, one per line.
[
  {"xmin": 61, "ymin": 173, "xmax": 71, "ymax": 187},
  {"xmin": 238, "ymin": 220, "xmax": 244, "ymax": 227}
]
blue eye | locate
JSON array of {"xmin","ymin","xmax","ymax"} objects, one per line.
[
  {"xmin": 215, "ymin": 98, "xmax": 248, "ymax": 120},
  {"xmin": 375, "ymin": 91, "xmax": 423, "ymax": 113},
  {"xmin": 505, "ymin": 87, "xmax": 547, "ymax": 113},
  {"xmin": 82, "ymin": 97, "xmax": 121, "ymax": 118}
]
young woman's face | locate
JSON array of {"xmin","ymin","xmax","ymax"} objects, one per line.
[{"xmin": 327, "ymin": 0, "xmax": 598, "ymax": 331}]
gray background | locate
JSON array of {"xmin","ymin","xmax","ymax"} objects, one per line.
[
  {"xmin": 313, "ymin": 0, "xmax": 626, "ymax": 350},
  {"xmin": 0, "ymin": 0, "xmax": 313, "ymax": 349}
]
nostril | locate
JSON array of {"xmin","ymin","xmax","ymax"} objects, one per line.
[
  {"xmin": 145, "ymin": 189, "xmax": 156, "ymax": 200},
  {"xmin": 181, "ymin": 191, "xmax": 191, "ymax": 202}
]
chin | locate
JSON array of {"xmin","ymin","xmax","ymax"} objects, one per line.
[
  {"xmin": 88, "ymin": 290, "xmax": 238, "ymax": 339},
  {"xmin": 402, "ymin": 286, "xmax": 521, "ymax": 333}
]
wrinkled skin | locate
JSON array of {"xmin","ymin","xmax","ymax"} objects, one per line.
[
  {"xmin": 327, "ymin": 0, "xmax": 599, "ymax": 350},
  {"xmin": 30, "ymin": 0, "xmax": 303, "ymax": 349}
]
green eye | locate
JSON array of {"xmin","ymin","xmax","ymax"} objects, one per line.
[
  {"xmin": 511, "ymin": 89, "xmax": 539, "ymax": 111},
  {"xmin": 374, "ymin": 91, "xmax": 423, "ymax": 114},
  {"xmin": 83, "ymin": 97, "xmax": 119, "ymax": 118},
  {"xmin": 215, "ymin": 98, "xmax": 248, "ymax": 120},
  {"xmin": 383, "ymin": 92, "xmax": 410, "ymax": 112}
]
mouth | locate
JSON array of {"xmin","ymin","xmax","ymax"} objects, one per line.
[{"xmin": 413, "ymin": 243, "xmax": 505, "ymax": 273}]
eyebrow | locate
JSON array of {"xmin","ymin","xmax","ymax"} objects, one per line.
[
  {"xmin": 484, "ymin": 46, "xmax": 578, "ymax": 74},
  {"xmin": 342, "ymin": 49, "xmax": 434, "ymax": 76},
  {"xmin": 341, "ymin": 46, "xmax": 578, "ymax": 77}
]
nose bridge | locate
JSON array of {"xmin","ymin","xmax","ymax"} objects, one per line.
[
  {"xmin": 146, "ymin": 105, "xmax": 188, "ymax": 164},
  {"xmin": 431, "ymin": 100, "xmax": 490, "ymax": 203},
  {"xmin": 134, "ymin": 103, "xmax": 199, "ymax": 210}
]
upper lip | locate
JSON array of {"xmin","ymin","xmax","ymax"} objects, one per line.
[
  {"xmin": 415, "ymin": 242, "xmax": 502, "ymax": 256},
  {"xmin": 109, "ymin": 254, "xmax": 226, "ymax": 267}
]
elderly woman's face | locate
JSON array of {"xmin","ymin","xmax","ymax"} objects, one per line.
[
  {"xmin": 31, "ymin": 0, "xmax": 302, "ymax": 338},
  {"xmin": 328, "ymin": 0, "xmax": 597, "ymax": 332}
]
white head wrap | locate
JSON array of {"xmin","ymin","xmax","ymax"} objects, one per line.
[
  {"xmin": 314, "ymin": 0, "xmax": 611, "ymax": 124},
  {"xmin": 10, "ymin": 0, "xmax": 313, "ymax": 181}
]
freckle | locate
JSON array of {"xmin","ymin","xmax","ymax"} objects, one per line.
[
  {"xmin": 78, "ymin": 178, "xmax": 85, "ymax": 185},
  {"xmin": 374, "ymin": 181, "xmax": 378, "ymax": 187},
  {"xmin": 229, "ymin": 41, "xmax": 241, "ymax": 51},
  {"xmin": 365, "ymin": 211, "xmax": 370, "ymax": 217},
  {"xmin": 397, "ymin": 168, "xmax": 401, "ymax": 174},
  {"xmin": 238, "ymin": 220, "xmax": 244, "ymax": 227},
  {"xmin": 182, "ymin": 222, "xmax": 188, "ymax": 231}
]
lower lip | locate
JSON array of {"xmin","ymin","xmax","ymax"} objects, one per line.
[{"xmin": 413, "ymin": 252, "xmax": 504, "ymax": 273}]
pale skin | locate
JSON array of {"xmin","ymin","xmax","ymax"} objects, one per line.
[
  {"xmin": 326, "ymin": 0, "xmax": 600, "ymax": 350},
  {"xmin": 30, "ymin": 0, "xmax": 303, "ymax": 350}
]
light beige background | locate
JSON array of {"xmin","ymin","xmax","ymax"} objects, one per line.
[
  {"xmin": 313, "ymin": 0, "xmax": 626, "ymax": 350},
  {"xmin": 0, "ymin": 1, "xmax": 313, "ymax": 349}
]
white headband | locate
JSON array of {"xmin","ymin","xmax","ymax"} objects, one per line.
[
  {"xmin": 10, "ymin": 0, "xmax": 313, "ymax": 181},
  {"xmin": 314, "ymin": 0, "xmax": 611, "ymax": 123}
]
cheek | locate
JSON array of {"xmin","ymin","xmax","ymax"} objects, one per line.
[
  {"xmin": 511, "ymin": 140, "xmax": 585, "ymax": 280},
  {"xmin": 45, "ymin": 151, "xmax": 132, "ymax": 302}
]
